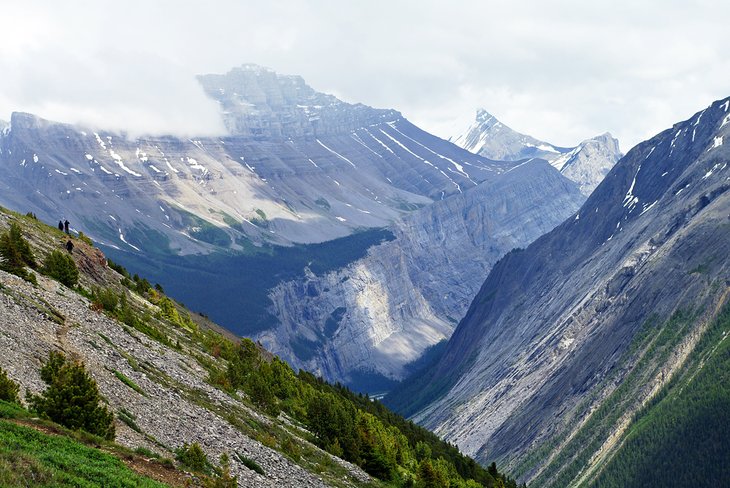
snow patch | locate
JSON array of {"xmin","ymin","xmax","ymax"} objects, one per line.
[
  {"xmin": 118, "ymin": 229, "xmax": 141, "ymax": 251},
  {"xmin": 317, "ymin": 139, "xmax": 357, "ymax": 168},
  {"xmin": 622, "ymin": 164, "xmax": 641, "ymax": 210},
  {"xmin": 708, "ymin": 136, "xmax": 723, "ymax": 151},
  {"xmin": 93, "ymin": 133, "xmax": 107, "ymax": 149},
  {"xmin": 639, "ymin": 201, "xmax": 658, "ymax": 216}
]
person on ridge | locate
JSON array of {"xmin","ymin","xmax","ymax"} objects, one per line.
[
  {"xmin": 65, "ymin": 240, "xmax": 74, "ymax": 253},
  {"xmin": 58, "ymin": 220, "xmax": 64, "ymax": 231},
  {"xmin": 64, "ymin": 220, "xmax": 70, "ymax": 234}
]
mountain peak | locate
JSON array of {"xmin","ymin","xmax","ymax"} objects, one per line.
[{"xmin": 197, "ymin": 64, "xmax": 400, "ymax": 139}]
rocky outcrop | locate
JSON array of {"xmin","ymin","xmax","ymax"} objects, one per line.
[
  {"xmin": 257, "ymin": 160, "xmax": 585, "ymax": 387},
  {"xmin": 452, "ymin": 109, "xmax": 622, "ymax": 195},
  {"xmin": 389, "ymin": 97, "xmax": 730, "ymax": 484}
]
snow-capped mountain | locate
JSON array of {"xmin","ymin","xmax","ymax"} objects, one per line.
[
  {"xmin": 0, "ymin": 66, "xmax": 508, "ymax": 255},
  {"xmin": 452, "ymin": 109, "xmax": 622, "ymax": 195}
]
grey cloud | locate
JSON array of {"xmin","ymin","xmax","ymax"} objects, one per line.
[{"xmin": 0, "ymin": 0, "xmax": 728, "ymax": 148}]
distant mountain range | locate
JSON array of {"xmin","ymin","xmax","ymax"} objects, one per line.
[
  {"xmin": 387, "ymin": 97, "xmax": 730, "ymax": 486},
  {"xmin": 0, "ymin": 65, "xmax": 620, "ymax": 393}
]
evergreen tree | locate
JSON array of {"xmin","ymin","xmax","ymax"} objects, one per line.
[
  {"xmin": 0, "ymin": 222, "xmax": 37, "ymax": 282},
  {"xmin": 41, "ymin": 250, "xmax": 79, "ymax": 287},
  {"xmin": 0, "ymin": 366, "xmax": 20, "ymax": 404},
  {"xmin": 29, "ymin": 351, "xmax": 115, "ymax": 439}
]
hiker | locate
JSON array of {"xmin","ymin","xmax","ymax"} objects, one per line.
[
  {"xmin": 58, "ymin": 220, "xmax": 64, "ymax": 231},
  {"xmin": 64, "ymin": 220, "xmax": 70, "ymax": 234},
  {"xmin": 65, "ymin": 240, "xmax": 74, "ymax": 253}
]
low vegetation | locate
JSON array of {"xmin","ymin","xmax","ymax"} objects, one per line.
[
  {"xmin": 0, "ymin": 418, "xmax": 168, "ymax": 487},
  {"xmin": 0, "ymin": 222, "xmax": 37, "ymax": 284},
  {"xmin": 41, "ymin": 249, "xmax": 79, "ymax": 287}
]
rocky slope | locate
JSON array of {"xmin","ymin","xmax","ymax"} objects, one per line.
[
  {"xmin": 0, "ymin": 210, "xmax": 371, "ymax": 487},
  {"xmin": 0, "ymin": 206, "xmax": 520, "ymax": 488},
  {"xmin": 452, "ymin": 109, "xmax": 622, "ymax": 195},
  {"xmin": 0, "ymin": 65, "xmax": 506, "ymax": 254},
  {"xmin": 257, "ymin": 160, "xmax": 585, "ymax": 388},
  {"xmin": 389, "ymin": 97, "xmax": 730, "ymax": 485}
]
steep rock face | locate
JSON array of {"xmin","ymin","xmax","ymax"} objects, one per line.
[
  {"xmin": 391, "ymin": 97, "xmax": 730, "ymax": 483},
  {"xmin": 452, "ymin": 109, "xmax": 622, "ymax": 195},
  {"xmin": 257, "ymin": 161, "xmax": 584, "ymax": 386},
  {"xmin": 0, "ymin": 66, "xmax": 505, "ymax": 253}
]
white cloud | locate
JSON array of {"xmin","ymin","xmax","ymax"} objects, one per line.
[{"xmin": 0, "ymin": 0, "xmax": 728, "ymax": 148}]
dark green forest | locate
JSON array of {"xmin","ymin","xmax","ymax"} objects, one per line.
[{"xmin": 590, "ymin": 302, "xmax": 730, "ymax": 487}]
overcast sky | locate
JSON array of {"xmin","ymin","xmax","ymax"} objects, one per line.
[{"xmin": 1, "ymin": 0, "xmax": 728, "ymax": 150}]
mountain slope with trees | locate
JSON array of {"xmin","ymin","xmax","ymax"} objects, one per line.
[{"xmin": 0, "ymin": 206, "xmax": 516, "ymax": 487}]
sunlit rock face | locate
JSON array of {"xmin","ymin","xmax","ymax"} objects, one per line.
[{"xmin": 258, "ymin": 160, "xmax": 584, "ymax": 388}]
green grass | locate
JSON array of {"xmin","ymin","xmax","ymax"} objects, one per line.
[
  {"xmin": 113, "ymin": 370, "xmax": 146, "ymax": 396},
  {"xmin": 0, "ymin": 420, "xmax": 169, "ymax": 487}
]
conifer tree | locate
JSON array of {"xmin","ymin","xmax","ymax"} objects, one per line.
[
  {"xmin": 0, "ymin": 366, "xmax": 20, "ymax": 404},
  {"xmin": 41, "ymin": 249, "xmax": 79, "ymax": 287},
  {"xmin": 0, "ymin": 222, "xmax": 37, "ymax": 282},
  {"xmin": 29, "ymin": 351, "xmax": 115, "ymax": 439}
]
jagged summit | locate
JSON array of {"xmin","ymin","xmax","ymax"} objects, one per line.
[
  {"xmin": 452, "ymin": 109, "xmax": 622, "ymax": 195},
  {"xmin": 197, "ymin": 64, "xmax": 400, "ymax": 139},
  {"xmin": 451, "ymin": 109, "xmax": 568, "ymax": 161}
]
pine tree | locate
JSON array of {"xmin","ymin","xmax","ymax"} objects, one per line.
[
  {"xmin": 0, "ymin": 222, "xmax": 37, "ymax": 282},
  {"xmin": 29, "ymin": 351, "xmax": 115, "ymax": 439},
  {"xmin": 41, "ymin": 250, "xmax": 79, "ymax": 287},
  {"xmin": 0, "ymin": 366, "xmax": 20, "ymax": 404}
]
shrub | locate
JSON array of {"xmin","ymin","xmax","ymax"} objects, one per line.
[
  {"xmin": 77, "ymin": 231, "xmax": 93, "ymax": 246},
  {"xmin": 29, "ymin": 351, "xmax": 115, "ymax": 440},
  {"xmin": 0, "ymin": 367, "xmax": 20, "ymax": 404},
  {"xmin": 91, "ymin": 287, "xmax": 119, "ymax": 312},
  {"xmin": 175, "ymin": 442, "xmax": 210, "ymax": 473},
  {"xmin": 41, "ymin": 250, "xmax": 79, "ymax": 287},
  {"xmin": 235, "ymin": 452, "xmax": 265, "ymax": 475},
  {"xmin": 204, "ymin": 454, "xmax": 238, "ymax": 488}
]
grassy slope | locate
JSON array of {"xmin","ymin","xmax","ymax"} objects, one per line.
[{"xmin": 0, "ymin": 402, "xmax": 170, "ymax": 488}]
